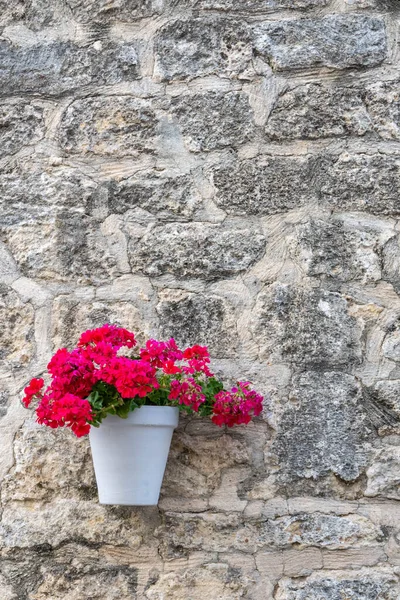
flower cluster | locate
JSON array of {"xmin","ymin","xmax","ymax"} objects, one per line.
[
  {"xmin": 212, "ymin": 382, "xmax": 264, "ymax": 427},
  {"xmin": 22, "ymin": 325, "xmax": 264, "ymax": 437}
]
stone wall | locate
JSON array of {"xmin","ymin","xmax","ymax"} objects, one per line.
[{"xmin": 1, "ymin": 0, "xmax": 400, "ymax": 598}]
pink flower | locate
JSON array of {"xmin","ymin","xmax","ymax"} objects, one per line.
[
  {"xmin": 212, "ymin": 382, "xmax": 263, "ymax": 427},
  {"xmin": 22, "ymin": 378, "xmax": 44, "ymax": 408},
  {"xmin": 169, "ymin": 378, "xmax": 205, "ymax": 412},
  {"xmin": 78, "ymin": 324, "xmax": 136, "ymax": 350}
]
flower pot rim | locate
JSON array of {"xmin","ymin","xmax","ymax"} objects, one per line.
[{"xmin": 91, "ymin": 405, "xmax": 180, "ymax": 429}]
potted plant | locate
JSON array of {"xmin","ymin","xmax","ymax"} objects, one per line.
[{"xmin": 22, "ymin": 325, "xmax": 263, "ymax": 506}]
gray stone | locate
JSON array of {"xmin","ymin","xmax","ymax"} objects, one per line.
[
  {"xmin": 265, "ymin": 83, "xmax": 370, "ymax": 141},
  {"xmin": 295, "ymin": 217, "xmax": 383, "ymax": 283},
  {"xmin": 162, "ymin": 432, "xmax": 249, "ymax": 499},
  {"xmin": 59, "ymin": 96, "xmax": 157, "ymax": 157},
  {"xmin": 0, "ymin": 0, "xmax": 59, "ymax": 30},
  {"xmin": 212, "ymin": 155, "xmax": 314, "ymax": 215},
  {"xmin": 171, "ymin": 92, "xmax": 254, "ymax": 152},
  {"xmin": 275, "ymin": 571, "xmax": 400, "ymax": 600},
  {"xmin": 2, "ymin": 425, "xmax": 95, "ymax": 503},
  {"xmin": 318, "ymin": 154, "xmax": 400, "ymax": 215},
  {"xmin": 273, "ymin": 513, "xmax": 381, "ymax": 549},
  {"xmin": 254, "ymin": 285, "xmax": 362, "ymax": 368},
  {"xmin": 272, "ymin": 371, "xmax": 370, "ymax": 484},
  {"xmin": 0, "ymin": 101, "xmax": 45, "ymax": 156},
  {"xmin": 0, "ymin": 163, "xmax": 96, "ymax": 226},
  {"xmin": 266, "ymin": 80, "xmax": 400, "ymax": 142},
  {"xmin": 365, "ymin": 447, "xmax": 400, "ymax": 499},
  {"xmin": 157, "ymin": 291, "xmax": 237, "ymax": 356},
  {"xmin": 364, "ymin": 80, "xmax": 400, "ymax": 140},
  {"xmin": 382, "ymin": 235, "xmax": 400, "ymax": 291},
  {"xmin": 144, "ymin": 563, "xmax": 250, "ymax": 600},
  {"xmin": 0, "ymin": 164, "xmax": 119, "ymax": 284},
  {"xmin": 0, "ymin": 544, "xmax": 139, "ymax": 600},
  {"xmin": 66, "ymin": 0, "xmax": 160, "ymax": 23},
  {"xmin": 185, "ymin": 0, "xmax": 328, "ymax": 10},
  {"xmin": 0, "ymin": 41, "xmax": 139, "ymax": 97},
  {"xmin": 254, "ymin": 15, "xmax": 387, "ymax": 71},
  {"xmin": 0, "ymin": 284, "xmax": 35, "ymax": 368},
  {"xmin": 154, "ymin": 17, "xmax": 252, "ymax": 81},
  {"xmin": 102, "ymin": 173, "xmax": 201, "ymax": 221},
  {"xmin": 130, "ymin": 223, "xmax": 265, "ymax": 280},
  {"xmin": 52, "ymin": 296, "xmax": 147, "ymax": 350}
]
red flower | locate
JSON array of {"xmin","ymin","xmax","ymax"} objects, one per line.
[
  {"xmin": 212, "ymin": 382, "xmax": 263, "ymax": 427},
  {"xmin": 22, "ymin": 378, "xmax": 44, "ymax": 408}
]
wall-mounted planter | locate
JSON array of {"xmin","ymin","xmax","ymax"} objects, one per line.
[{"xmin": 89, "ymin": 406, "xmax": 179, "ymax": 505}]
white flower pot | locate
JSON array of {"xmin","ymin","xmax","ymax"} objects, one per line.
[{"xmin": 89, "ymin": 406, "xmax": 179, "ymax": 505}]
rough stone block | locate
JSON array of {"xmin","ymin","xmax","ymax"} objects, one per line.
[
  {"xmin": 0, "ymin": 0, "xmax": 59, "ymax": 30},
  {"xmin": 1, "ymin": 424, "xmax": 95, "ymax": 503},
  {"xmin": 162, "ymin": 432, "xmax": 249, "ymax": 499},
  {"xmin": 66, "ymin": 0, "xmax": 160, "ymax": 23},
  {"xmin": 0, "ymin": 164, "xmax": 121, "ymax": 284},
  {"xmin": 102, "ymin": 174, "xmax": 201, "ymax": 221},
  {"xmin": 212, "ymin": 155, "xmax": 313, "ymax": 215},
  {"xmin": 382, "ymin": 236, "xmax": 400, "ymax": 291},
  {"xmin": 294, "ymin": 215, "xmax": 387, "ymax": 283},
  {"xmin": 253, "ymin": 285, "xmax": 362, "ymax": 368},
  {"xmin": 274, "ymin": 570, "xmax": 400, "ymax": 599},
  {"xmin": 0, "ymin": 101, "xmax": 45, "ymax": 156},
  {"xmin": 265, "ymin": 83, "xmax": 369, "ymax": 141},
  {"xmin": 130, "ymin": 223, "xmax": 265, "ymax": 280},
  {"xmin": 189, "ymin": 0, "xmax": 328, "ymax": 9},
  {"xmin": 266, "ymin": 80, "xmax": 400, "ymax": 142},
  {"xmin": 365, "ymin": 447, "xmax": 400, "ymax": 499},
  {"xmin": 318, "ymin": 154, "xmax": 400, "ymax": 215},
  {"xmin": 59, "ymin": 97, "xmax": 157, "ymax": 157},
  {"xmin": 157, "ymin": 290, "xmax": 236, "ymax": 356},
  {"xmin": 274, "ymin": 513, "xmax": 380, "ymax": 550},
  {"xmin": 0, "ymin": 41, "xmax": 139, "ymax": 96},
  {"xmin": 154, "ymin": 18, "xmax": 252, "ymax": 81},
  {"xmin": 272, "ymin": 371, "xmax": 369, "ymax": 484},
  {"xmin": 143, "ymin": 563, "xmax": 250, "ymax": 599},
  {"xmin": 0, "ymin": 284, "xmax": 35, "ymax": 369},
  {"xmin": 171, "ymin": 92, "xmax": 254, "ymax": 151},
  {"xmin": 0, "ymin": 544, "xmax": 140, "ymax": 600},
  {"xmin": 52, "ymin": 296, "xmax": 148, "ymax": 349},
  {"xmin": 254, "ymin": 15, "xmax": 387, "ymax": 71},
  {"xmin": 364, "ymin": 80, "xmax": 400, "ymax": 140}
]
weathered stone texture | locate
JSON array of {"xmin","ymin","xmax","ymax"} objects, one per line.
[
  {"xmin": 130, "ymin": 223, "xmax": 265, "ymax": 279},
  {"xmin": 66, "ymin": 0, "xmax": 160, "ymax": 23},
  {"xmin": 254, "ymin": 15, "xmax": 387, "ymax": 71},
  {"xmin": 187, "ymin": 0, "xmax": 329, "ymax": 10},
  {"xmin": 0, "ymin": 0, "xmax": 59, "ymax": 30},
  {"xmin": 154, "ymin": 18, "xmax": 252, "ymax": 80},
  {"xmin": 275, "ymin": 570, "xmax": 400, "ymax": 599},
  {"xmin": 0, "ymin": 164, "xmax": 120, "ymax": 284},
  {"xmin": 1, "ymin": 0, "xmax": 400, "ymax": 597},
  {"xmin": 266, "ymin": 83, "xmax": 369, "ymax": 140},
  {"xmin": 212, "ymin": 155, "xmax": 313, "ymax": 215},
  {"xmin": 318, "ymin": 154, "xmax": 400, "ymax": 215},
  {"xmin": 59, "ymin": 97, "xmax": 158, "ymax": 157},
  {"xmin": 0, "ymin": 285, "xmax": 35, "ymax": 368},
  {"xmin": 0, "ymin": 41, "xmax": 139, "ymax": 97},
  {"xmin": 171, "ymin": 92, "xmax": 254, "ymax": 151},
  {"xmin": 157, "ymin": 291, "xmax": 237, "ymax": 356},
  {"xmin": 103, "ymin": 174, "xmax": 201, "ymax": 221},
  {"xmin": 253, "ymin": 285, "xmax": 362, "ymax": 367},
  {"xmin": 52, "ymin": 296, "xmax": 148, "ymax": 349},
  {"xmin": 266, "ymin": 80, "xmax": 400, "ymax": 141},
  {"xmin": 272, "ymin": 371, "xmax": 370, "ymax": 485},
  {"xmin": 0, "ymin": 101, "xmax": 45, "ymax": 156}
]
